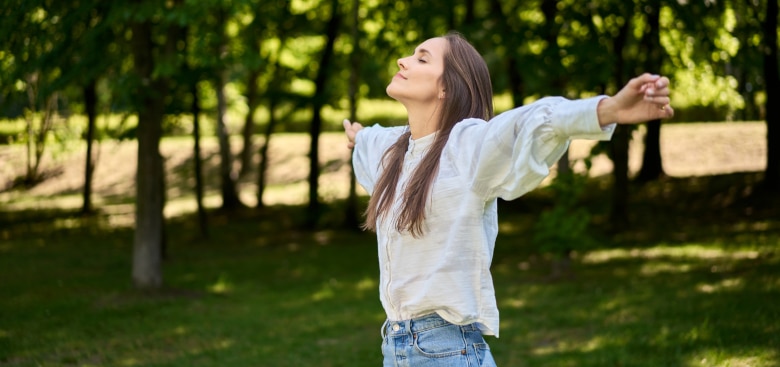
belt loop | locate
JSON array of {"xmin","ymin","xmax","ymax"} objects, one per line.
[{"xmin": 380, "ymin": 319, "xmax": 388, "ymax": 340}]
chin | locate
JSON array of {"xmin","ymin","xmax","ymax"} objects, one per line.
[{"xmin": 385, "ymin": 85, "xmax": 400, "ymax": 101}]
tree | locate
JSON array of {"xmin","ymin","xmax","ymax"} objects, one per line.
[
  {"xmin": 129, "ymin": 1, "xmax": 166, "ymax": 289},
  {"xmin": 72, "ymin": 2, "xmax": 116, "ymax": 215},
  {"xmin": 256, "ymin": 49, "xmax": 296, "ymax": 210},
  {"xmin": 212, "ymin": 6, "xmax": 244, "ymax": 210},
  {"xmin": 82, "ymin": 80, "xmax": 97, "ymax": 215},
  {"xmin": 0, "ymin": 0, "xmax": 63, "ymax": 187},
  {"xmin": 635, "ymin": 0, "xmax": 665, "ymax": 182},
  {"xmin": 344, "ymin": 0, "xmax": 362, "ymax": 229},
  {"xmin": 306, "ymin": 0, "xmax": 341, "ymax": 228},
  {"xmin": 128, "ymin": 0, "xmax": 187, "ymax": 288},
  {"xmin": 762, "ymin": 0, "xmax": 780, "ymax": 190},
  {"xmin": 180, "ymin": 4, "xmax": 208, "ymax": 238}
]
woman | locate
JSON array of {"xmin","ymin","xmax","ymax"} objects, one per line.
[{"xmin": 343, "ymin": 33, "xmax": 672, "ymax": 367}]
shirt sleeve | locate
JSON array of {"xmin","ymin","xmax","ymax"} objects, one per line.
[
  {"xmin": 352, "ymin": 124, "xmax": 407, "ymax": 195},
  {"xmin": 448, "ymin": 96, "xmax": 615, "ymax": 201}
]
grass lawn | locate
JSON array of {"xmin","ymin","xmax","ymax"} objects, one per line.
[
  {"xmin": 0, "ymin": 124, "xmax": 778, "ymax": 366},
  {"xmin": 1, "ymin": 176, "xmax": 779, "ymax": 366}
]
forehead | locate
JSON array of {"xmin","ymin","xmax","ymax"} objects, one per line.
[{"xmin": 415, "ymin": 37, "xmax": 447, "ymax": 56}]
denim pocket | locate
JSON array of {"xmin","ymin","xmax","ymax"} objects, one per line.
[
  {"xmin": 473, "ymin": 342, "xmax": 494, "ymax": 366},
  {"xmin": 412, "ymin": 324, "xmax": 467, "ymax": 358}
]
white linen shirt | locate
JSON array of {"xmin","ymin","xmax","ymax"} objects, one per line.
[{"xmin": 352, "ymin": 96, "xmax": 615, "ymax": 337}]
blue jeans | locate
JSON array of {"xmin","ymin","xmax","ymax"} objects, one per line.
[{"xmin": 381, "ymin": 313, "xmax": 497, "ymax": 367}]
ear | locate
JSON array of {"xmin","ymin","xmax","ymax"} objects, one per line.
[{"xmin": 439, "ymin": 90, "xmax": 446, "ymax": 99}]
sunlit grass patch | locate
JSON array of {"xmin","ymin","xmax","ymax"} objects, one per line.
[
  {"xmin": 581, "ymin": 245, "xmax": 762, "ymax": 264},
  {"xmin": 685, "ymin": 349, "xmax": 779, "ymax": 367},
  {"xmin": 695, "ymin": 277, "xmax": 744, "ymax": 294}
]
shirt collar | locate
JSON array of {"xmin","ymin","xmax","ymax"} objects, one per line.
[{"xmin": 408, "ymin": 132, "xmax": 437, "ymax": 158}]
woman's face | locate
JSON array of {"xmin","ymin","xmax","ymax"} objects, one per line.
[{"xmin": 386, "ymin": 37, "xmax": 447, "ymax": 104}]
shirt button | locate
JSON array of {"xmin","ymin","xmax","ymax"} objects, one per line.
[{"xmin": 392, "ymin": 324, "xmax": 400, "ymax": 331}]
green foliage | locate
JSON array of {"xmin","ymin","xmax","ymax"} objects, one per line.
[
  {"xmin": 0, "ymin": 0, "xmax": 765, "ymax": 124},
  {"xmin": 532, "ymin": 164, "xmax": 596, "ymax": 259}
]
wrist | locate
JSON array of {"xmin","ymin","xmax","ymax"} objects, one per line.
[{"xmin": 597, "ymin": 97, "xmax": 618, "ymax": 127}]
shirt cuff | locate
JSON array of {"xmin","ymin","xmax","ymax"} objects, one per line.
[{"xmin": 552, "ymin": 96, "xmax": 615, "ymax": 141}]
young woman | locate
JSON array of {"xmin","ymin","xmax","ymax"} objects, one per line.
[{"xmin": 343, "ymin": 33, "xmax": 672, "ymax": 367}]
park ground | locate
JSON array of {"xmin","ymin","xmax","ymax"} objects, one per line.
[{"xmin": 0, "ymin": 121, "xmax": 778, "ymax": 366}]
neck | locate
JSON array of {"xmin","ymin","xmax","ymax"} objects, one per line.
[{"xmin": 403, "ymin": 100, "xmax": 442, "ymax": 140}]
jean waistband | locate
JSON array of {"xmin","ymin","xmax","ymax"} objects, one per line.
[{"xmin": 383, "ymin": 313, "xmax": 478, "ymax": 337}]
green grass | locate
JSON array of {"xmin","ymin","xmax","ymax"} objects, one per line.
[{"xmin": 1, "ymin": 174, "xmax": 779, "ymax": 366}]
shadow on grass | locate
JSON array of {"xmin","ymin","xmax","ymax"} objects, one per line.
[{"xmin": 1, "ymin": 172, "xmax": 778, "ymax": 366}]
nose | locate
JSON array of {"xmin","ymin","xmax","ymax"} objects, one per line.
[{"xmin": 397, "ymin": 57, "xmax": 407, "ymax": 70}]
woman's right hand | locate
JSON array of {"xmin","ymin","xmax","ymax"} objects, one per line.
[
  {"xmin": 597, "ymin": 73, "xmax": 674, "ymax": 126},
  {"xmin": 343, "ymin": 119, "xmax": 364, "ymax": 149}
]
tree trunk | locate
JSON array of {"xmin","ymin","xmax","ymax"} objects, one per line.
[
  {"xmin": 212, "ymin": 7, "xmax": 243, "ymax": 211},
  {"xmin": 33, "ymin": 95, "xmax": 57, "ymax": 179},
  {"xmin": 81, "ymin": 79, "xmax": 97, "ymax": 215},
  {"xmin": 191, "ymin": 80, "xmax": 208, "ymax": 238},
  {"xmin": 764, "ymin": 0, "xmax": 780, "ymax": 190},
  {"xmin": 610, "ymin": 17, "xmax": 631, "ymax": 230},
  {"xmin": 256, "ymin": 97, "xmax": 276, "ymax": 210},
  {"xmin": 23, "ymin": 79, "xmax": 56, "ymax": 186},
  {"xmin": 345, "ymin": 0, "xmax": 361, "ymax": 229},
  {"xmin": 636, "ymin": 0, "xmax": 664, "ymax": 182},
  {"xmin": 489, "ymin": 0, "xmax": 524, "ymax": 107},
  {"xmin": 215, "ymin": 71, "xmax": 244, "ymax": 210},
  {"xmin": 131, "ymin": 13, "xmax": 165, "ymax": 290},
  {"xmin": 178, "ymin": 10, "xmax": 208, "ymax": 238},
  {"xmin": 256, "ymin": 31, "xmax": 289, "ymax": 209},
  {"xmin": 239, "ymin": 69, "xmax": 260, "ymax": 179},
  {"xmin": 636, "ymin": 120, "xmax": 663, "ymax": 182},
  {"xmin": 611, "ymin": 125, "xmax": 631, "ymax": 227},
  {"xmin": 541, "ymin": 0, "xmax": 573, "ymax": 204},
  {"xmin": 306, "ymin": 0, "xmax": 341, "ymax": 228}
]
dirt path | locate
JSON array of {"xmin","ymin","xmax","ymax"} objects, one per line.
[{"xmin": 0, "ymin": 122, "xmax": 767, "ymax": 211}]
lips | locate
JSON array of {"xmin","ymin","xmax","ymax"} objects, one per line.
[{"xmin": 394, "ymin": 72, "xmax": 407, "ymax": 80}]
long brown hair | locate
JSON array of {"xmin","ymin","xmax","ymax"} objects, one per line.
[{"xmin": 364, "ymin": 32, "xmax": 494, "ymax": 237}]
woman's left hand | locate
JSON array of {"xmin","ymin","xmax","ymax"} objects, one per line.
[
  {"xmin": 343, "ymin": 119, "xmax": 364, "ymax": 149},
  {"xmin": 597, "ymin": 73, "xmax": 674, "ymax": 126}
]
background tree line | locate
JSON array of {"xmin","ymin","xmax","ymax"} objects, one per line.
[{"xmin": 1, "ymin": 0, "xmax": 777, "ymax": 289}]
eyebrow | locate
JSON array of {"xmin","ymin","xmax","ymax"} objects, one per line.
[{"xmin": 416, "ymin": 48, "xmax": 433, "ymax": 57}]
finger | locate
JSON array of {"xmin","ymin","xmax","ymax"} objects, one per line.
[
  {"xmin": 655, "ymin": 76, "xmax": 670, "ymax": 89},
  {"xmin": 661, "ymin": 104, "xmax": 674, "ymax": 118},
  {"xmin": 643, "ymin": 94, "xmax": 671, "ymax": 106},
  {"xmin": 644, "ymin": 84, "xmax": 670, "ymax": 100},
  {"xmin": 648, "ymin": 103, "xmax": 674, "ymax": 119},
  {"xmin": 343, "ymin": 119, "xmax": 351, "ymax": 131},
  {"xmin": 632, "ymin": 73, "xmax": 660, "ymax": 91}
]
